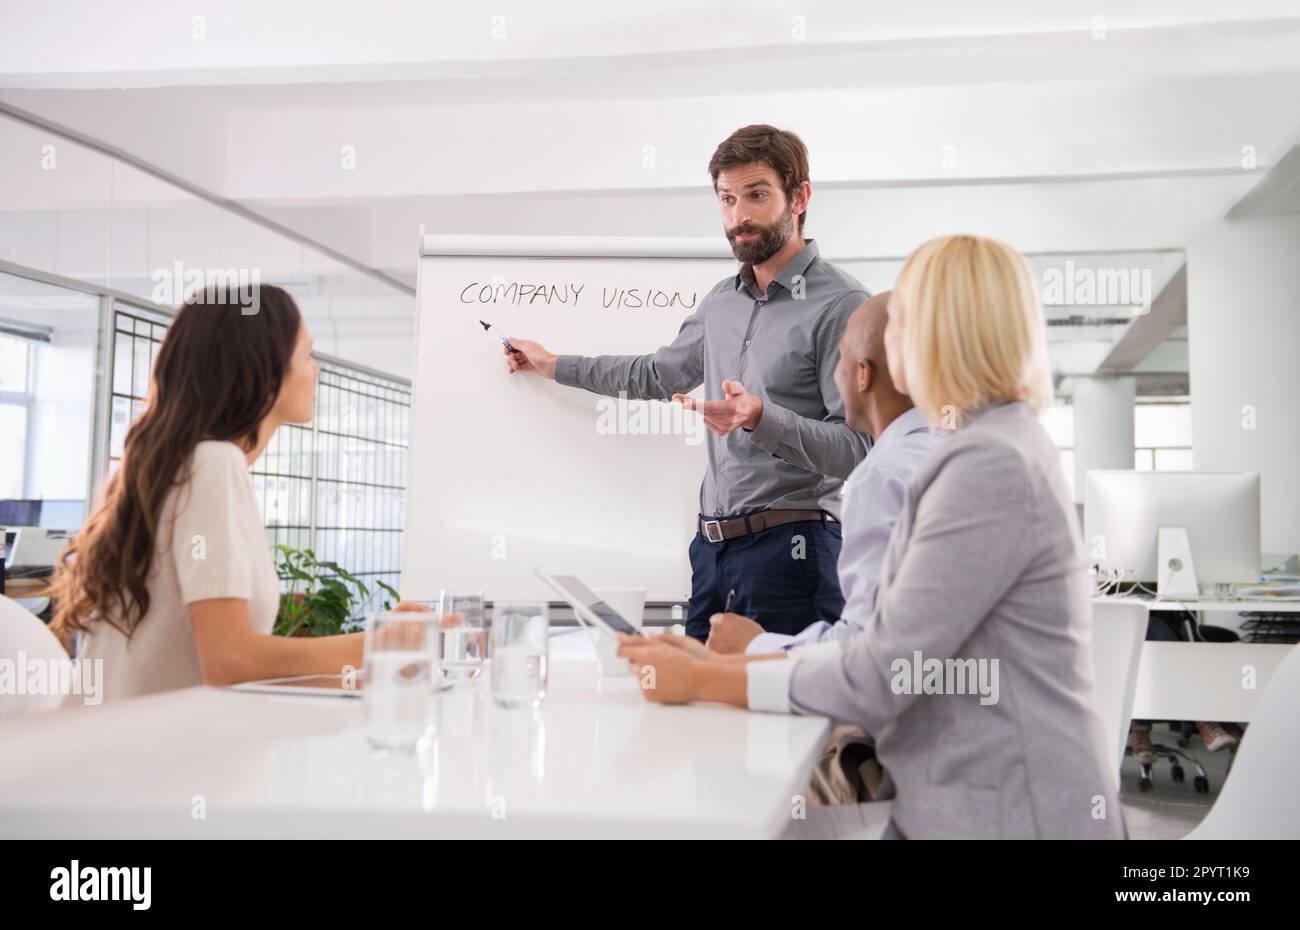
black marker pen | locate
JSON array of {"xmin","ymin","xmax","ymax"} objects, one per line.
[{"xmin": 479, "ymin": 319, "xmax": 519, "ymax": 353}]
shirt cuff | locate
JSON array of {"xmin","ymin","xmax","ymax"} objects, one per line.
[
  {"xmin": 789, "ymin": 640, "xmax": 844, "ymax": 662},
  {"xmin": 746, "ymin": 657, "xmax": 797, "ymax": 714},
  {"xmin": 744, "ymin": 397, "xmax": 796, "ymax": 454},
  {"xmin": 180, "ymin": 579, "xmax": 251, "ymax": 604},
  {"xmin": 554, "ymin": 354, "xmax": 581, "ymax": 387},
  {"xmin": 747, "ymin": 631, "xmax": 796, "ymax": 655}
]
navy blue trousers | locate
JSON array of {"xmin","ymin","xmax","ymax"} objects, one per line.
[{"xmin": 685, "ymin": 518, "xmax": 844, "ymax": 642}]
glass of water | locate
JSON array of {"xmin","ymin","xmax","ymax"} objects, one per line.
[
  {"xmin": 438, "ymin": 590, "xmax": 487, "ymax": 680},
  {"xmin": 363, "ymin": 610, "xmax": 438, "ymax": 753},
  {"xmin": 491, "ymin": 602, "xmax": 549, "ymax": 709}
]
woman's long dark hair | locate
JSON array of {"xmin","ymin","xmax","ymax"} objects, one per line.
[{"xmin": 50, "ymin": 284, "xmax": 303, "ymax": 643}]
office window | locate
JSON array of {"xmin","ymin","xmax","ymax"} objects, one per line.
[
  {"xmin": 0, "ymin": 333, "xmax": 34, "ymax": 497},
  {"xmin": 106, "ymin": 307, "xmax": 410, "ymax": 611},
  {"xmin": 251, "ymin": 364, "xmax": 410, "ymax": 607},
  {"xmin": 1135, "ymin": 402, "xmax": 1192, "ymax": 471},
  {"xmin": 0, "ymin": 332, "xmax": 30, "ymax": 392},
  {"xmin": 0, "ymin": 403, "xmax": 27, "ymax": 498},
  {"xmin": 108, "ymin": 309, "xmax": 168, "ymax": 469},
  {"xmin": 1045, "ymin": 399, "xmax": 1194, "ymax": 486}
]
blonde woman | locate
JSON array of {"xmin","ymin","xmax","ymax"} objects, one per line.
[{"xmin": 619, "ymin": 235, "xmax": 1124, "ymax": 840}]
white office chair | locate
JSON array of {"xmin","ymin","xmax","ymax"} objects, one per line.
[
  {"xmin": 1185, "ymin": 642, "xmax": 1300, "ymax": 839},
  {"xmin": 1089, "ymin": 600, "xmax": 1149, "ymax": 790},
  {"xmin": 0, "ymin": 594, "xmax": 71, "ymax": 716},
  {"xmin": 786, "ymin": 600, "xmax": 1148, "ymax": 840}
]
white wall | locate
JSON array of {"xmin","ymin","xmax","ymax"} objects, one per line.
[{"xmin": 1187, "ymin": 213, "xmax": 1300, "ymax": 554}]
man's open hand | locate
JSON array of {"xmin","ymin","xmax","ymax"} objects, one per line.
[{"xmin": 672, "ymin": 380, "xmax": 764, "ymax": 435}]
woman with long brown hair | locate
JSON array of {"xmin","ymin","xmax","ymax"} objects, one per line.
[{"xmin": 50, "ymin": 285, "xmax": 368, "ymax": 699}]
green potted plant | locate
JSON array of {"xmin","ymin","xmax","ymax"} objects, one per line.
[{"xmin": 273, "ymin": 544, "xmax": 399, "ymax": 637}]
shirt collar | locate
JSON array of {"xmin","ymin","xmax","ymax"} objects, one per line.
[
  {"xmin": 734, "ymin": 238, "xmax": 820, "ymax": 295},
  {"xmin": 873, "ymin": 406, "xmax": 931, "ymax": 452},
  {"xmin": 960, "ymin": 399, "xmax": 1025, "ymax": 428}
]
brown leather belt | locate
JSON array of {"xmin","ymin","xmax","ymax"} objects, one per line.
[{"xmin": 698, "ymin": 509, "xmax": 837, "ymax": 544}]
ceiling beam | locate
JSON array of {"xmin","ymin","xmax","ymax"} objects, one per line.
[
  {"xmin": 1098, "ymin": 264, "xmax": 1186, "ymax": 373},
  {"xmin": 1227, "ymin": 144, "xmax": 1300, "ymax": 218}
]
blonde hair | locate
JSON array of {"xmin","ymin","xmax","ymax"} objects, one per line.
[{"xmin": 894, "ymin": 234, "xmax": 1053, "ymax": 427}]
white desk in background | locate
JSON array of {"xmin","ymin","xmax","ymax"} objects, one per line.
[
  {"xmin": 0, "ymin": 633, "xmax": 831, "ymax": 840},
  {"xmin": 1092, "ymin": 596, "xmax": 1297, "ymax": 723},
  {"xmin": 1127, "ymin": 598, "xmax": 1300, "ymax": 616}
]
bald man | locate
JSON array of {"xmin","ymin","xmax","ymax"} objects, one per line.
[{"xmin": 707, "ymin": 292, "xmax": 938, "ymax": 654}]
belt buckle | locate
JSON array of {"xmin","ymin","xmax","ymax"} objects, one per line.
[{"xmin": 702, "ymin": 519, "xmax": 725, "ymax": 543}]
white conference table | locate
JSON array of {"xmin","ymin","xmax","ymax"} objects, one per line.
[{"xmin": 0, "ymin": 633, "xmax": 831, "ymax": 840}]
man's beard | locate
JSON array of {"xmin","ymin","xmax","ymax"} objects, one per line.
[{"xmin": 726, "ymin": 208, "xmax": 794, "ymax": 265}]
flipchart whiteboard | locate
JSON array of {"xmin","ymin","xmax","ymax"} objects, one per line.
[{"xmin": 402, "ymin": 236, "xmax": 736, "ymax": 603}]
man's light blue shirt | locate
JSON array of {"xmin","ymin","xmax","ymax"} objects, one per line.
[{"xmin": 746, "ymin": 405, "xmax": 937, "ymax": 654}]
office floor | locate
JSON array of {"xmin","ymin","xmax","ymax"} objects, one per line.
[{"xmin": 1119, "ymin": 723, "xmax": 1234, "ymax": 839}]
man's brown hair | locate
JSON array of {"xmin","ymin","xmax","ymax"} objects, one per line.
[{"xmin": 708, "ymin": 124, "xmax": 811, "ymax": 232}]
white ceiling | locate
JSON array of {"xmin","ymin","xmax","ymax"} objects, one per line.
[
  {"xmin": 4, "ymin": 1, "xmax": 1300, "ymax": 82},
  {"xmin": 2, "ymin": 0, "xmax": 1299, "ymax": 384}
]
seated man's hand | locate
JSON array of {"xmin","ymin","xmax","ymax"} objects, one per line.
[
  {"xmin": 643, "ymin": 630, "xmax": 716, "ymax": 661},
  {"xmin": 706, "ymin": 611, "xmax": 764, "ymax": 655},
  {"xmin": 616, "ymin": 637, "xmax": 700, "ymax": 704},
  {"xmin": 672, "ymin": 380, "xmax": 763, "ymax": 435}
]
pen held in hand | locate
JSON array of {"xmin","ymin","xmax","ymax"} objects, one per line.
[{"xmin": 479, "ymin": 318, "xmax": 519, "ymax": 354}]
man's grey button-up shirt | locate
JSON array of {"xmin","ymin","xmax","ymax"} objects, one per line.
[{"xmin": 554, "ymin": 239, "xmax": 872, "ymax": 519}]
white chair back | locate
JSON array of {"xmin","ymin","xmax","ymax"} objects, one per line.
[
  {"xmin": 1090, "ymin": 599, "xmax": 1148, "ymax": 789},
  {"xmin": 1187, "ymin": 643, "xmax": 1300, "ymax": 839},
  {"xmin": 0, "ymin": 594, "xmax": 71, "ymax": 716}
]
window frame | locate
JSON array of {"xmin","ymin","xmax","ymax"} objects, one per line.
[{"xmin": 1134, "ymin": 399, "xmax": 1193, "ymax": 472}]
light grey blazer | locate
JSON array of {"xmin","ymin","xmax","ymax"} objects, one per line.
[{"xmin": 788, "ymin": 401, "xmax": 1125, "ymax": 839}]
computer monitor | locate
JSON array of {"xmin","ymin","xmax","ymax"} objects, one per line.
[
  {"xmin": 1084, "ymin": 471, "xmax": 1261, "ymax": 594},
  {"xmin": 38, "ymin": 499, "xmax": 86, "ymax": 531},
  {"xmin": 0, "ymin": 499, "xmax": 41, "ymax": 527}
]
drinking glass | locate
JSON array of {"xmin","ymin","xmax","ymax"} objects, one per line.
[
  {"xmin": 438, "ymin": 590, "xmax": 487, "ymax": 680},
  {"xmin": 363, "ymin": 610, "xmax": 438, "ymax": 752},
  {"xmin": 490, "ymin": 602, "xmax": 549, "ymax": 709}
]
